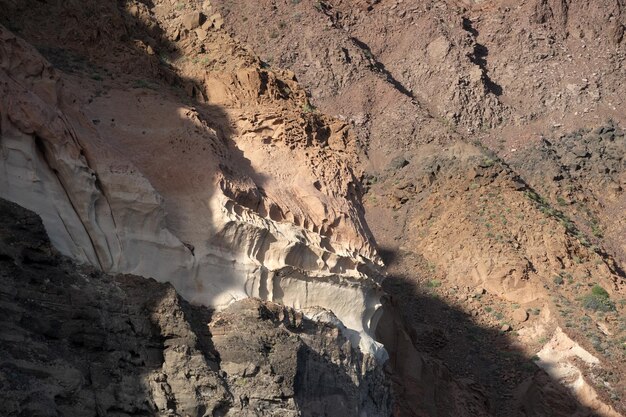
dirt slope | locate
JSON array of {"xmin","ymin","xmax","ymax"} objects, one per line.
[{"xmin": 216, "ymin": 0, "xmax": 626, "ymax": 415}]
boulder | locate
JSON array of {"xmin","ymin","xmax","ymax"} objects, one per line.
[
  {"xmin": 512, "ymin": 309, "xmax": 529, "ymax": 323},
  {"xmin": 182, "ymin": 12, "xmax": 204, "ymax": 30}
]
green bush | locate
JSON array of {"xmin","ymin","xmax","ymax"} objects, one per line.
[
  {"xmin": 302, "ymin": 102, "xmax": 316, "ymax": 113},
  {"xmin": 582, "ymin": 285, "xmax": 615, "ymax": 312},
  {"xmin": 592, "ymin": 285, "xmax": 609, "ymax": 298},
  {"xmin": 427, "ymin": 279, "xmax": 442, "ymax": 288}
]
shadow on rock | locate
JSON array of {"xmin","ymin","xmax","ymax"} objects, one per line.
[{"xmin": 376, "ymin": 246, "xmax": 604, "ymax": 417}]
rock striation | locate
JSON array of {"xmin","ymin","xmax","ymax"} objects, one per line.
[
  {"xmin": 0, "ymin": 197, "xmax": 390, "ymax": 416},
  {"xmin": 0, "ymin": 0, "xmax": 385, "ymax": 358}
]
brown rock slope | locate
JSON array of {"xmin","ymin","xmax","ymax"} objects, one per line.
[
  {"xmin": 216, "ymin": 0, "xmax": 626, "ymax": 415},
  {"xmin": 1, "ymin": 0, "xmax": 625, "ymax": 416}
]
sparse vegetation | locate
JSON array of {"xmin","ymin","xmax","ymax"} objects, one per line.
[
  {"xmin": 592, "ymin": 284, "xmax": 609, "ymax": 298},
  {"xmin": 302, "ymin": 102, "xmax": 316, "ymax": 113},
  {"xmin": 427, "ymin": 279, "xmax": 442, "ymax": 288},
  {"xmin": 591, "ymin": 221, "xmax": 604, "ymax": 238},
  {"xmin": 581, "ymin": 285, "xmax": 615, "ymax": 312},
  {"xmin": 523, "ymin": 189, "xmax": 596, "ymax": 248},
  {"xmin": 481, "ymin": 157, "xmax": 497, "ymax": 167}
]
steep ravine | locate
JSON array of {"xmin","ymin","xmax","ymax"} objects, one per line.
[
  {"xmin": 2, "ymin": 1, "xmax": 626, "ymax": 416},
  {"xmin": 215, "ymin": 0, "xmax": 626, "ymax": 416}
]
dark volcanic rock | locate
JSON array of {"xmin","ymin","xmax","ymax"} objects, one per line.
[
  {"xmin": 0, "ymin": 199, "xmax": 391, "ymax": 417},
  {"xmin": 211, "ymin": 299, "xmax": 390, "ymax": 417}
]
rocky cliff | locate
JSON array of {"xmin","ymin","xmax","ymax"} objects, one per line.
[
  {"xmin": 216, "ymin": 0, "xmax": 626, "ymax": 415},
  {"xmin": 0, "ymin": 198, "xmax": 389, "ymax": 416},
  {"xmin": 0, "ymin": 0, "xmax": 386, "ymax": 358},
  {"xmin": 1, "ymin": 0, "xmax": 626, "ymax": 416}
]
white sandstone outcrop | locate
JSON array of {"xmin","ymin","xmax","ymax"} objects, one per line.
[
  {"xmin": 535, "ymin": 328, "xmax": 621, "ymax": 417},
  {"xmin": 0, "ymin": 26, "xmax": 386, "ymax": 358}
]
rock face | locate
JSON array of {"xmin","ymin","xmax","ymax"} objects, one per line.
[
  {"xmin": 510, "ymin": 122, "xmax": 626, "ymax": 264},
  {"xmin": 210, "ymin": 299, "xmax": 389, "ymax": 417},
  {"xmin": 531, "ymin": 328, "xmax": 622, "ymax": 417},
  {"xmin": 3, "ymin": 0, "xmax": 626, "ymax": 416},
  {"xmin": 0, "ymin": 0, "xmax": 384, "ymax": 358},
  {"xmin": 215, "ymin": 1, "xmax": 626, "ymax": 415},
  {"xmin": 0, "ymin": 198, "xmax": 390, "ymax": 416}
]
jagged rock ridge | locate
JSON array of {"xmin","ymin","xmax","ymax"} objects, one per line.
[{"xmin": 0, "ymin": 197, "xmax": 390, "ymax": 417}]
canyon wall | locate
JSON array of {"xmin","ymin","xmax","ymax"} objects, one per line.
[
  {"xmin": 0, "ymin": 197, "xmax": 390, "ymax": 416},
  {"xmin": 0, "ymin": 1, "xmax": 385, "ymax": 358}
]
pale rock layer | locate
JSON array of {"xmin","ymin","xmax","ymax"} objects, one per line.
[
  {"xmin": 535, "ymin": 328, "xmax": 621, "ymax": 417},
  {"xmin": 0, "ymin": 26, "xmax": 385, "ymax": 358}
]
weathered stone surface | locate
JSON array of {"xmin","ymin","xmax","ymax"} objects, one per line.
[
  {"xmin": 210, "ymin": 299, "xmax": 390, "ymax": 417},
  {"xmin": 0, "ymin": 199, "xmax": 391, "ymax": 417},
  {"xmin": 181, "ymin": 12, "xmax": 203, "ymax": 30},
  {"xmin": 0, "ymin": 17, "xmax": 384, "ymax": 359},
  {"xmin": 512, "ymin": 309, "xmax": 529, "ymax": 323}
]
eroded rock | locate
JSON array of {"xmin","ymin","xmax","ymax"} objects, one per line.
[{"xmin": 0, "ymin": 198, "xmax": 391, "ymax": 417}]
